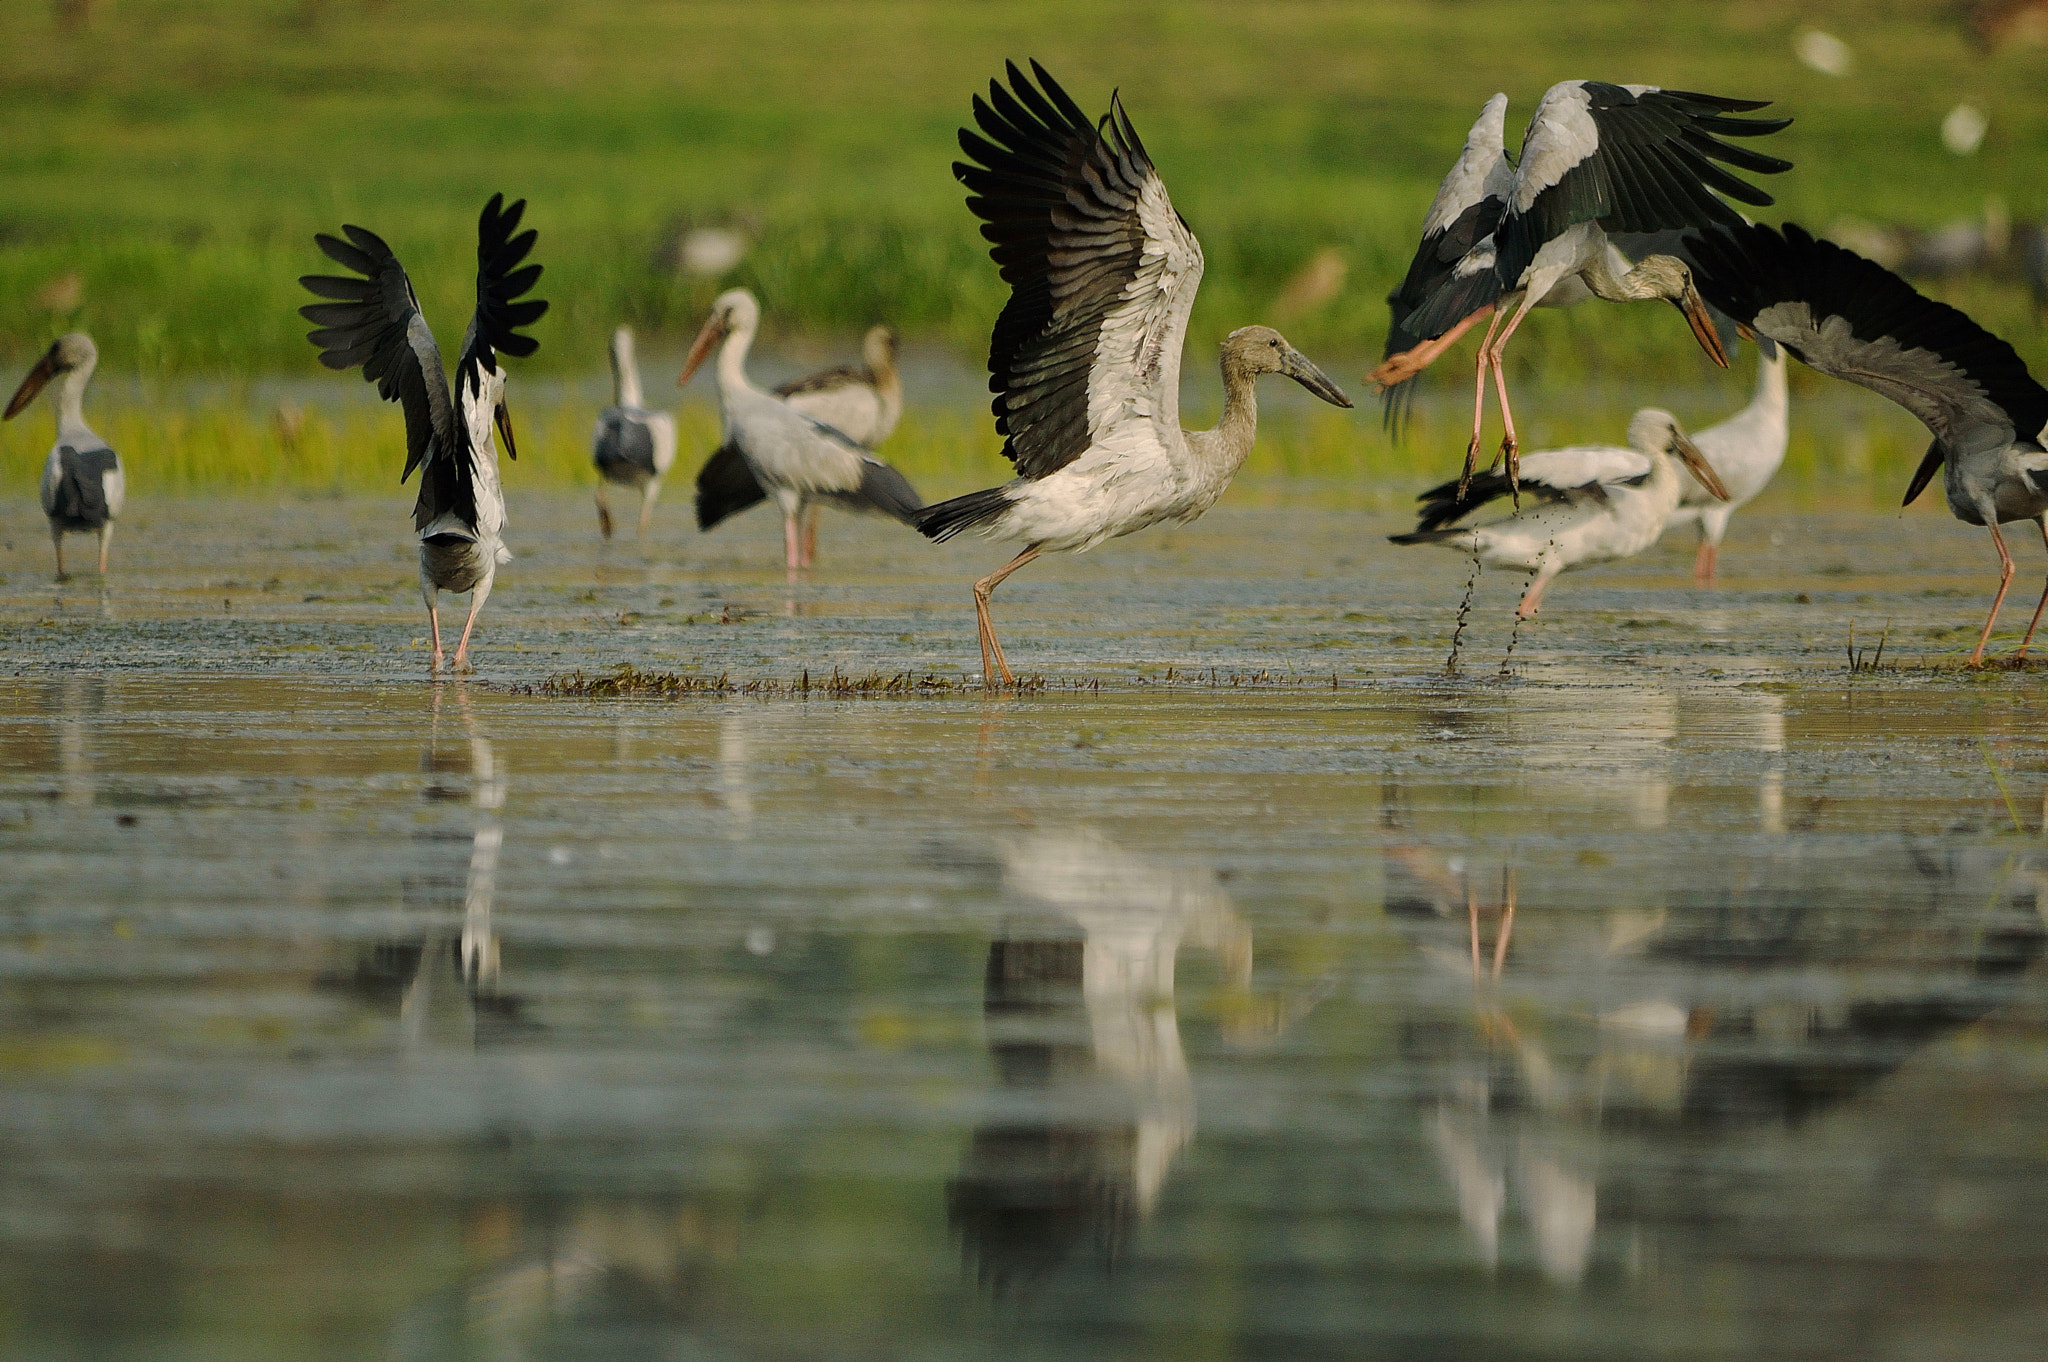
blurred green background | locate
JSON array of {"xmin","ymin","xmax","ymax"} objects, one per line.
[{"xmin": 1, "ymin": 0, "xmax": 2044, "ymax": 493}]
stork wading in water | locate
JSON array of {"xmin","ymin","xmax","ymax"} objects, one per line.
[
  {"xmin": 1665, "ymin": 338, "xmax": 1790, "ymax": 582},
  {"xmin": 680, "ymin": 290, "xmax": 921, "ymax": 570},
  {"xmin": 1371, "ymin": 82, "xmax": 1793, "ymax": 492},
  {"xmin": 1685, "ymin": 221, "xmax": 2048, "ymax": 667},
  {"xmin": 1390, "ymin": 409, "xmax": 1729, "ymax": 618},
  {"xmin": 914, "ymin": 61, "xmax": 1354, "ymax": 687},
  {"xmin": 592, "ymin": 326, "xmax": 677, "ymax": 539},
  {"xmin": 6, "ymin": 334, "xmax": 123, "ymax": 579},
  {"xmin": 300, "ymin": 194, "xmax": 548, "ymax": 675},
  {"xmin": 695, "ymin": 323, "xmax": 904, "ymax": 564}
]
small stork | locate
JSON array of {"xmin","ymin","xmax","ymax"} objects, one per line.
[
  {"xmin": 1390, "ymin": 409, "xmax": 1728, "ymax": 618},
  {"xmin": 1665, "ymin": 338, "xmax": 1790, "ymax": 582},
  {"xmin": 1686, "ymin": 222, "xmax": 2048, "ymax": 667},
  {"xmin": 592, "ymin": 326, "xmax": 677, "ymax": 539},
  {"xmin": 913, "ymin": 62, "xmax": 1353, "ymax": 686},
  {"xmin": 5, "ymin": 334, "xmax": 123, "ymax": 578},
  {"xmin": 1372, "ymin": 82, "xmax": 1792, "ymax": 491},
  {"xmin": 300, "ymin": 194, "xmax": 548, "ymax": 675},
  {"xmin": 679, "ymin": 290, "xmax": 922, "ymax": 570}
]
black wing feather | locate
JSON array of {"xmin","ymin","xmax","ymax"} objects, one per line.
[{"xmin": 695, "ymin": 442, "xmax": 768, "ymax": 531}]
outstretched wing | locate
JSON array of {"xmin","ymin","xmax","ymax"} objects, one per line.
[
  {"xmin": 1684, "ymin": 222, "xmax": 2048, "ymax": 503},
  {"xmin": 1382, "ymin": 94, "xmax": 1512, "ymax": 438},
  {"xmin": 1410, "ymin": 443, "xmax": 1650, "ymax": 531},
  {"xmin": 1493, "ymin": 81, "xmax": 1792, "ymax": 297},
  {"xmin": 955, "ymin": 60, "xmax": 1205, "ymax": 481},
  {"xmin": 299, "ymin": 224, "xmax": 452, "ymax": 484}
]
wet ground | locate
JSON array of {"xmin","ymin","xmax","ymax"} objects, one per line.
[{"xmin": 4, "ymin": 493, "xmax": 2048, "ymax": 1359}]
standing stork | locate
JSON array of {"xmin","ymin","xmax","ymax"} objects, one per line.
[
  {"xmin": 592, "ymin": 326, "xmax": 676, "ymax": 539},
  {"xmin": 1665, "ymin": 339, "xmax": 1790, "ymax": 582},
  {"xmin": 913, "ymin": 61, "xmax": 1354, "ymax": 686},
  {"xmin": 679, "ymin": 290, "xmax": 922, "ymax": 569},
  {"xmin": 6, "ymin": 333, "xmax": 123, "ymax": 579},
  {"xmin": 1390, "ymin": 408, "xmax": 1728, "ymax": 618},
  {"xmin": 1372, "ymin": 82, "xmax": 1793, "ymax": 491},
  {"xmin": 1685, "ymin": 222, "xmax": 2048, "ymax": 667},
  {"xmin": 299, "ymin": 194, "xmax": 548, "ymax": 675}
]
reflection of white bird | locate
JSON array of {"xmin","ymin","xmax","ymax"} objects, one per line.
[
  {"xmin": 300, "ymin": 195, "xmax": 548, "ymax": 674},
  {"xmin": 1390, "ymin": 408, "xmax": 1728, "ymax": 616},
  {"xmin": 5, "ymin": 333, "xmax": 123, "ymax": 578},
  {"xmin": 680, "ymin": 289, "xmax": 922, "ymax": 570},
  {"xmin": 1688, "ymin": 221, "xmax": 2048, "ymax": 666},
  {"xmin": 592, "ymin": 326, "xmax": 677, "ymax": 540},
  {"xmin": 1371, "ymin": 81, "xmax": 1790, "ymax": 489},
  {"xmin": 1664, "ymin": 341, "xmax": 1790, "ymax": 582},
  {"xmin": 912, "ymin": 62, "xmax": 1353, "ymax": 686}
]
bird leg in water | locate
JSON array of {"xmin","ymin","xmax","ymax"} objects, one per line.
[
  {"xmin": 1479, "ymin": 290, "xmax": 1543, "ymax": 493},
  {"xmin": 422, "ymin": 581, "xmax": 445, "ymax": 675},
  {"xmin": 973, "ymin": 545, "xmax": 1043, "ymax": 689},
  {"xmin": 595, "ymin": 485, "xmax": 615, "ymax": 540},
  {"xmin": 1459, "ymin": 309, "xmax": 1510, "ymax": 497},
  {"xmin": 638, "ymin": 480, "xmax": 662, "ymax": 537},
  {"xmin": 1970, "ymin": 520, "xmax": 2017, "ymax": 668},
  {"xmin": 48, "ymin": 525, "xmax": 68, "ymax": 581},
  {"xmin": 96, "ymin": 524, "xmax": 111, "ymax": 574},
  {"xmin": 1693, "ymin": 536, "xmax": 1718, "ymax": 585},
  {"xmin": 2016, "ymin": 518, "xmax": 2048, "ymax": 660},
  {"xmin": 451, "ymin": 576, "xmax": 494, "ymax": 675},
  {"xmin": 802, "ymin": 507, "xmax": 820, "ymax": 566},
  {"xmin": 1445, "ymin": 553, "xmax": 1481, "ymax": 675},
  {"xmin": 1369, "ymin": 305, "xmax": 1494, "ymax": 389},
  {"xmin": 783, "ymin": 512, "xmax": 803, "ymax": 571},
  {"xmin": 1516, "ymin": 562, "xmax": 1558, "ymax": 619}
]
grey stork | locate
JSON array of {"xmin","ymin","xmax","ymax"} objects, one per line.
[
  {"xmin": 1391, "ymin": 408, "xmax": 1727, "ymax": 617},
  {"xmin": 5, "ymin": 333, "xmax": 123, "ymax": 578},
  {"xmin": 300, "ymin": 194, "xmax": 548, "ymax": 675},
  {"xmin": 592, "ymin": 326, "xmax": 676, "ymax": 539},
  {"xmin": 1372, "ymin": 82, "xmax": 1793, "ymax": 492},
  {"xmin": 678, "ymin": 289, "xmax": 922, "ymax": 570},
  {"xmin": 1686, "ymin": 221, "xmax": 2048, "ymax": 667},
  {"xmin": 1665, "ymin": 338, "xmax": 1789, "ymax": 582},
  {"xmin": 913, "ymin": 61, "xmax": 1354, "ymax": 687}
]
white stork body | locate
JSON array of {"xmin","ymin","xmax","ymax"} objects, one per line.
[
  {"xmin": 1373, "ymin": 81, "xmax": 1791, "ymax": 489},
  {"xmin": 680, "ymin": 290, "xmax": 921, "ymax": 570},
  {"xmin": 1390, "ymin": 409, "xmax": 1728, "ymax": 617},
  {"xmin": 1687, "ymin": 222, "xmax": 2048, "ymax": 666},
  {"xmin": 1664, "ymin": 343, "xmax": 1790, "ymax": 581},
  {"xmin": 300, "ymin": 194, "xmax": 548, "ymax": 675},
  {"xmin": 914, "ymin": 62, "xmax": 1353, "ymax": 685},
  {"xmin": 5, "ymin": 334, "xmax": 124, "ymax": 578},
  {"xmin": 592, "ymin": 326, "xmax": 677, "ymax": 539}
]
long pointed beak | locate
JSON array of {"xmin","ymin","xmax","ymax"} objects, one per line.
[
  {"xmin": 1678, "ymin": 284, "xmax": 1729, "ymax": 369},
  {"xmin": 1673, "ymin": 428, "xmax": 1729, "ymax": 502},
  {"xmin": 677, "ymin": 315, "xmax": 726, "ymax": 387},
  {"xmin": 5, "ymin": 346, "xmax": 60, "ymax": 420},
  {"xmin": 494, "ymin": 397, "xmax": 519, "ymax": 461},
  {"xmin": 1284, "ymin": 348, "xmax": 1353, "ymax": 409}
]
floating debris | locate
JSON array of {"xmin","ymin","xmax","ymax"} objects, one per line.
[{"xmin": 530, "ymin": 664, "xmax": 1047, "ymax": 698}]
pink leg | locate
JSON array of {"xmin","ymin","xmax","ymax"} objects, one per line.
[
  {"xmin": 783, "ymin": 512, "xmax": 802, "ymax": 571},
  {"xmin": 450, "ymin": 576, "xmax": 493, "ymax": 674},
  {"xmin": 802, "ymin": 507, "xmax": 819, "ymax": 567},
  {"xmin": 1370, "ymin": 304, "xmax": 1495, "ymax": 388},
  {"xmin": 1517, "ymin": 566, "xmax": 1558, "ymax": 618},
  {"xmin": 1480, "ymin": 291, "xmax": 1543, "ymax": 490},
  {"xmin": 1970, "ymin": 521, "xmax": 2017, "ymax": 668},
  {"xmin": 423, "ymin": 584, "xmax": 445, "ymax": 675},
  {"xmin": 1458, "ymin": 308, "xmax": 1510, "ymax": 496},
  {"xmin": 2017, "ymin": 519, "xmax": 2048, "ymax": 659},
  {"xmin": 1693, "ymin": 538, "xmax": 1718, "ymax": 585},
  {"xmin": 973, "ymin": 545, "xmax": 1043, "ymax": 688}
]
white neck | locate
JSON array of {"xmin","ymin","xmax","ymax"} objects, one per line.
[
  {"xmin": 716, "ymin": 312, "xmax": 758, "ymax": 396},
  {"xmin": 611, "ymin": 332, "xmax": 643, "ymax": 408},
  {"xmin": 53, "ymin": 364, "xmax": 93, "ymax": 438},
  {"xmin": 1752, "ymin": 348, "xmax": 1789, "ymax": 421}
]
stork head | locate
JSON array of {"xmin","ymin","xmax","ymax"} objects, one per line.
[
  {"xmin": 678, "ymin": 289, "xmax": 760, "ymax": 386},
  {"xmin": 1628, "ymin": 407, "xmax": 1728, "ymax": 501},
  {"xmin": 5, "ymin": 333, "xmax": 97, "ymax": 420},
  {"xmin": 1630, "ymin": 255, "xmax": 1730, "ymax": 370},
  {"xmin": 1222, "ymin": 326, "xmax": 1353, "ymax": 408},
  {"xmin": 862, "ymin": 325, "xmax": 900, "ymax": 375}
]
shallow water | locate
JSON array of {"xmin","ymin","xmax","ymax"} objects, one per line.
[{"xmin": 3, "ymin": 494, "xmax": 2048, "ymax": 1359}]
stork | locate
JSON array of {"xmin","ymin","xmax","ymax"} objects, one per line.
[
  {"xmin": 679, "ymin": 290, "xmax": 922, "ymax": 569},
  {"xmin": 1371, "ymin": 82, "xmax": 1792, "ymax": 492},
  {"xmin": 592, "ymin": 326, "xmax": 676, "ymax": 539},
  {"xmin": 1665, "ymin": 339, "xmax": 1790, "ymax": 582},
  {"xmin": 913, "ymin": 61, "xmax": 1353, "ymax": 687},
  {"xmin": 1390, "ymin": 408, "xmax": 1728, "ymax": 618},
  {"xmin": 1685, "ymin": 221, "xmax": 2048, "ymax": 667},
  {"xmin": 694, "ymin": 322, "xmax": 904, "ymax": 563},
  {"xmin": 5, "ymin": 333, "xmax": 123, "ymax": 578},
  {"xmin": 300, "ymin": 193, "xmax": 548, "ymax": 675}
]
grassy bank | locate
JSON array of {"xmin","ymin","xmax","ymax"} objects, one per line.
[{"xmin": 1, "ymin": 0, "xmax": 2045, "ymax": 394}]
